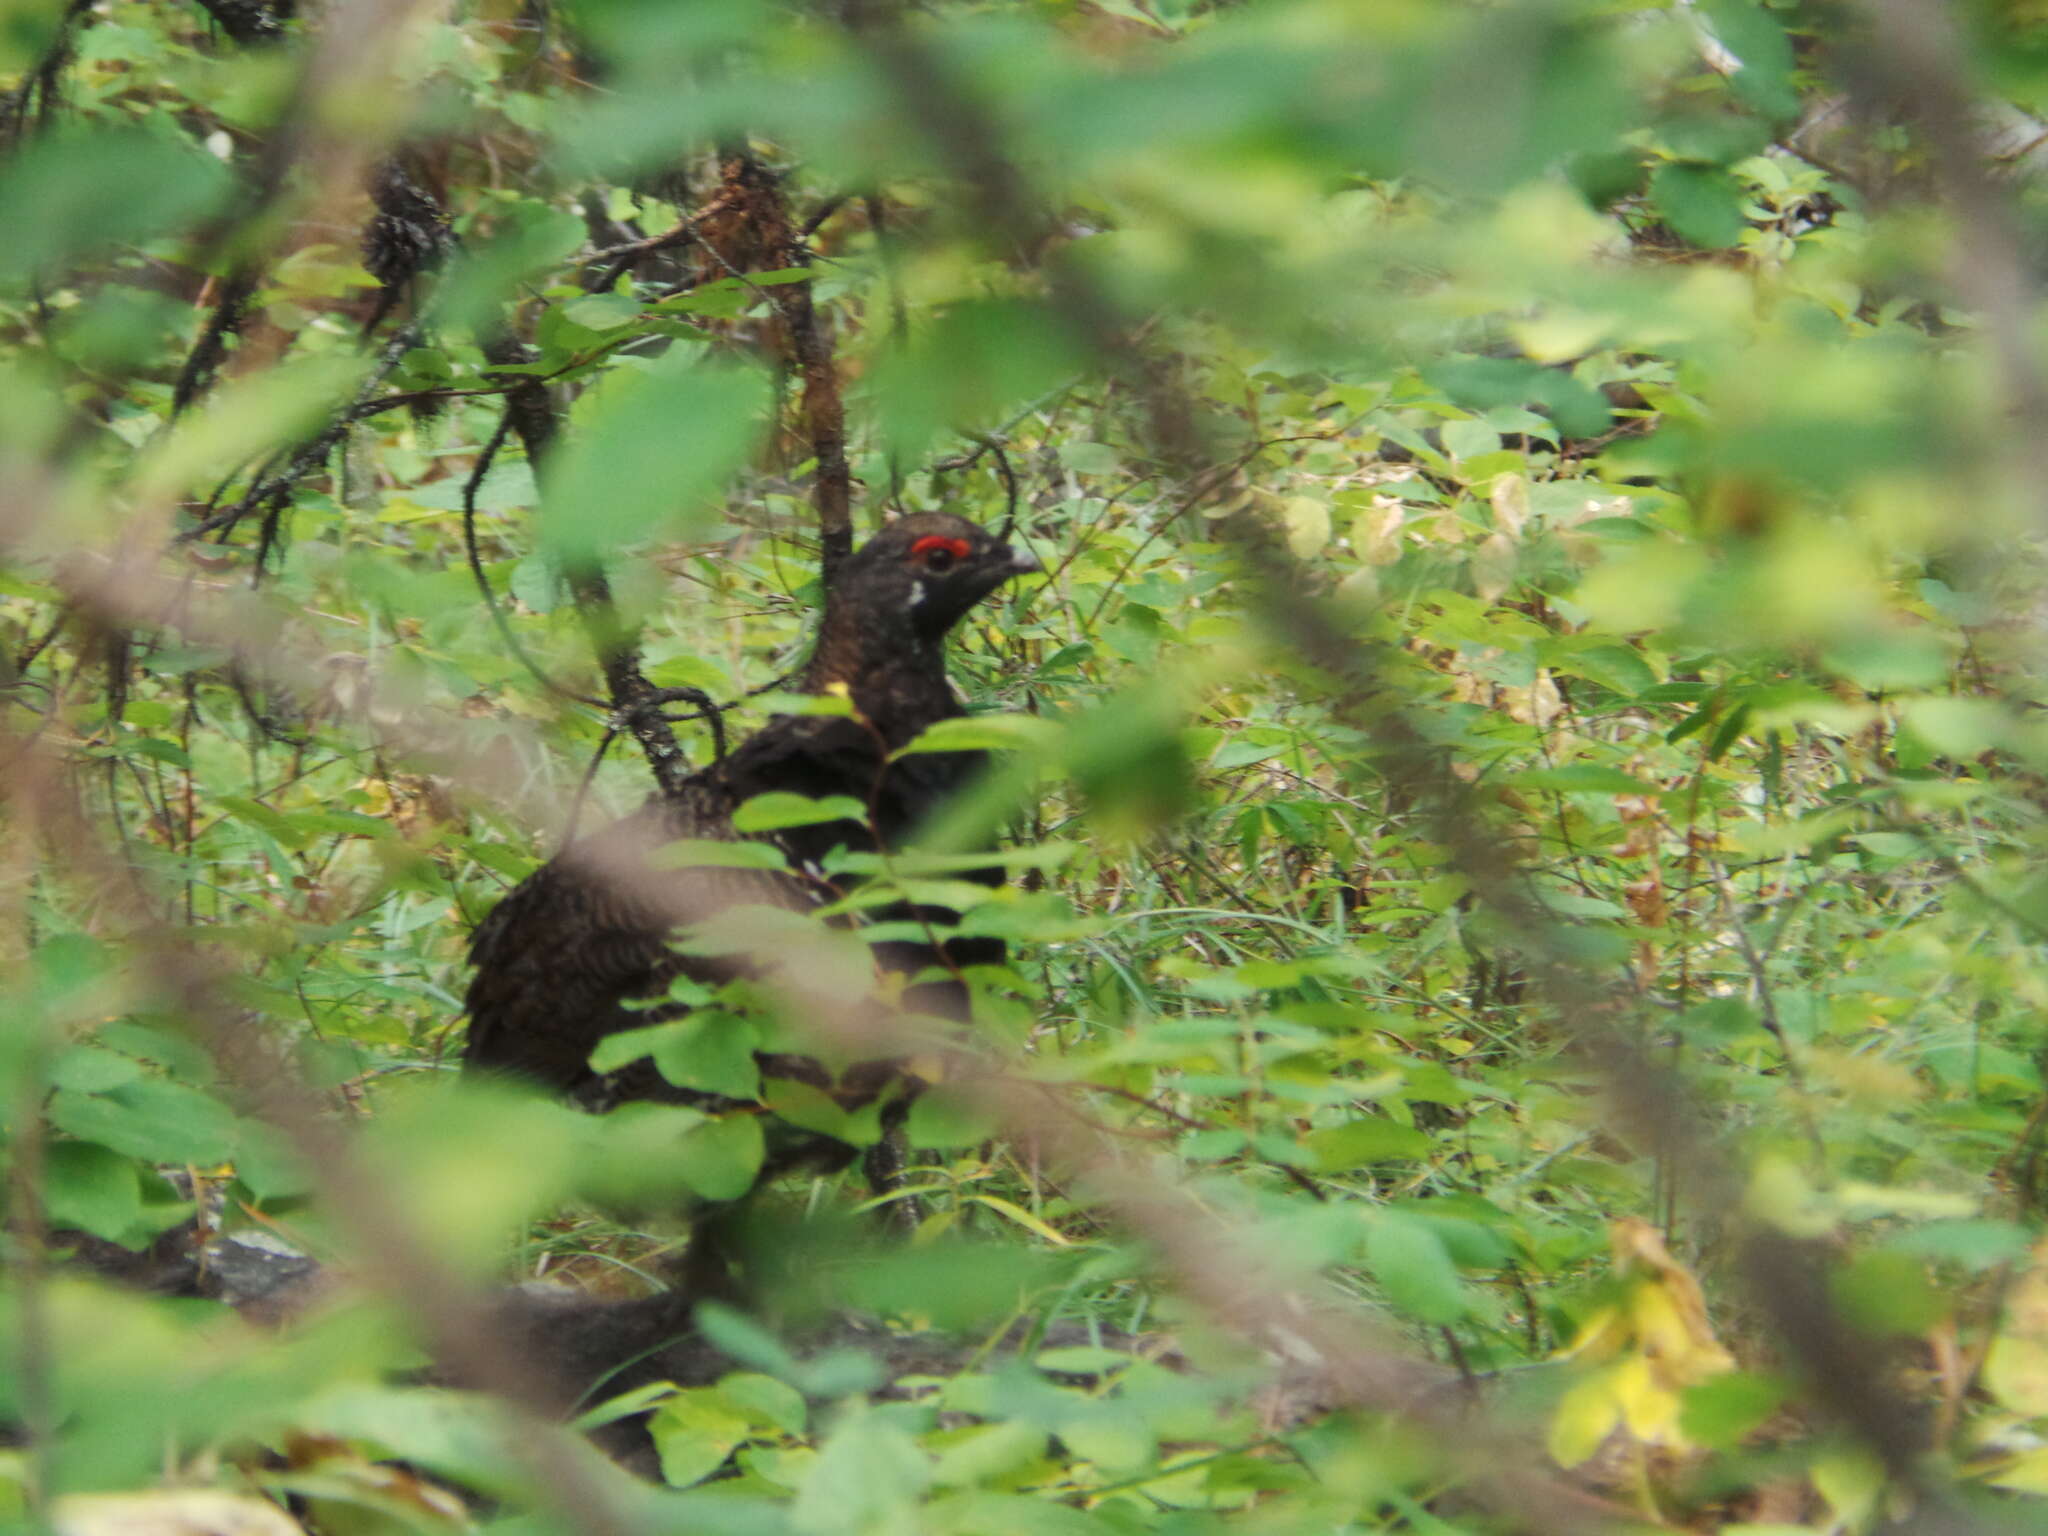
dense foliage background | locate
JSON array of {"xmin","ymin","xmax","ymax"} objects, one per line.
[{"xmin": 7, "ymin": 0, "xmax": 2048, "ymax": 1531}]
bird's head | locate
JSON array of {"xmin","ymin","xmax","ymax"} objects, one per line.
[{"xmin": 837, "ymin": 512, "xmax": 1041, "ymax": 642}]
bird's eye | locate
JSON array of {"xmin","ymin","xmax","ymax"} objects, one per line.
[{"xmin": 909, "ymin": 534, "xmax": 971, "ymax": 572}]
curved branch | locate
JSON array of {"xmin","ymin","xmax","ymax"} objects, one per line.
[{"xmin": 480, "ymin": 336, "xmax": 696, "ymax": 798}]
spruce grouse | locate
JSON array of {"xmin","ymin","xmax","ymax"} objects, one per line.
[{"xmin": 462, "ymin": 513, "xmax": 1038, "ymax": 1128}]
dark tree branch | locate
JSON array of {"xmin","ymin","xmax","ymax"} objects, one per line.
[
  {"xmin": 0, "ymin": 0, "xmax": 93, "ymax": 149},
  {"xmin": 171, "ymin": 267, "xmax": 259, "ymax": 418},
  {"xmin": 714, "ymin": 154, "xmax": 855, "ymax": 583},
  {"xmin": 172, "ymin": 323, "xmax": 421, "ymax": 549},
  {"xmin": 580, "ymin": 189, "xmax": 736, "ymax": 294}
]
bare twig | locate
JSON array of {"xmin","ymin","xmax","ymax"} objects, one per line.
[
  {"xmin": 713, "ymin": 153, "xmax": 854, "ymax": 582},
  {"xmin": 460, "ymin": 409, "xmax": 606, "ymax": 709},
  {"xmin": 581, "ymin": 190, "xmax": 737, "ymax": 293}
]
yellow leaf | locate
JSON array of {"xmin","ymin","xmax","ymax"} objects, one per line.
[
  {"xmin": 1812, "ymin": 1447, "xmax": 1885, "ymax": 1529},
  {"xmin": 1611, "ymin": 1355, "xmax": 1681, "ymax": 1444},
  {"xmin": 1612, "ymin": 1219, "xmax": 1735, "ymax": 1382},
  {"xmin": 1985, "ymin": 1335, "xmax": 2048, "ymax": 1417},
  {"xmin": 1985, "ymin": 1445, "xmax": 2048, "ymax": 1495},
  {"xmin": 1975, "ymin": 1238, "xmax": 2048, "ymax": 1415},
  {"xmin": 1548, "ymin": 1367, "xmax": 1622, "ymax": 1468},
  {"xmin": 1557, "ymin": 1301, "xmax": 1627, "ymax": 1363},
  {"xmin": 1550, "ymin": 1220, "xmax": 1733, "ymax": 1464},
  {"xmin": 1349, "ymin": 500, "xmax": 1407, "ymax": 566}
]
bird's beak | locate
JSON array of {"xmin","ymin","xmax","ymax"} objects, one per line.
[{"xmin": 1005, "ymin": 545, "xmax": 1042, "ymax": 576}]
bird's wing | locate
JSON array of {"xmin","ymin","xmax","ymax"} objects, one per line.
[
  {"xmin": 723, "ymin": 717, "xmax": 1008, "ymax": 1022},
  {"xmin": 462, "ymin": 714, "xmax": 1006, "ymax": 1099},
  {"xmin": 462, "ymin": 790, "xmax": 817, "ymax": 1099}
]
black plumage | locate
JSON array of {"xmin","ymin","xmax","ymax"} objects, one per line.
[{"xmin": 462, "ymin": 513, "xmax": 1038, "ymax": 1128}]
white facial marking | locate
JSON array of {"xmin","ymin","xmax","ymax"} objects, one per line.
[{"xmin": 905, "ymin": 578, "xmax": 927, "ymax": 613}]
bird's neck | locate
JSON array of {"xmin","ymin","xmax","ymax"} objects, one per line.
[{"xmin": 797, "ymin": 606, "xmax": 959, "ymax": 745}]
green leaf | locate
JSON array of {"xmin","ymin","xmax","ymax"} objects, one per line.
[
  {"xmin": 571, "ymin": 1381, "xmax": 678, "ymax": 1433},
  {"xmin": 730, "ymin": 792, "xmax": 869, "ymax": 833},
  {"xmin": 217, "ymin": 795, "xmax": 311, "ymax": 850},
  {"xmin": 43, "ymin": 1141, "xmax": 145, "ymax": 1244},
  {"xmin": 572, "ymin": 1102, "xmax": 717, "ymax": 1207},
  {"xmin": 297, "ymin": 1387, "xmax": 534, "ymax": 1495},
  {"xmin": 760, "ymin": 1077, "xmax": 880, "ymax": 1147},
  {"xmin": 1832, "ymin": 1250, "xmax": 1946, "ymax": 1336},
  {"xmin": 92, "ymin": 1021, "xmax": 214, "ymax": 1086},
  {"xmin": 0, "ymin": 127, "xmax": 230, "ymax": 286},
  {"xmin": 1440, "ymin": 418, "xmax": 1500, "ymax": 461},
  {"xmin": 931, "ymin": 1420, "xmax": 1055, "ymax": 1488},
  {"xmin": 1900, "ymin": 696, "xmax": 2006, "ymax": 758},
  {"xmin": 837, "ymin": 843, "xmax": 1077, "ymax": 878},
  {"xmin": 1424, "ymin": 357, "xmax": 1612, "ymax": 440},
  {"xmin": 124, "ymin": 736, "xmax": 191, "ymax": 768},
  {"xmin": 904, "ymin": 1086, "xmax": 998, "ymax": 1150},
  {"xmin": 1879, "ymin": 1219, "xmax": 2032, "ymax": 1272},
  {"xmin": 232, "ymin": 1123, "xmax": 313, "ymax": 1203},
  {"xmin": 895, "ymin": 715, "xmax": 1057, "ymax": 756},
  {"xmin": 648, "ymin": 838, "xmax": 791, "ymax": 871},
  {"xmin": 562, "ymin": 292, "xmax": 644, "ymax": 331},
  {"xmin": 923, "ymin": 1494, "xmax": 1102, "ymax": 1536},
  {"xmin": 673, "ymin": 1113, "xmax": 766, "ymax": 1202},
  {"xmin": 649, "ymin": 1386, "xmax": 753, "ymax": 1488},
  {"xmin": 1055, "ymin": 1414, "xmax": 1152, "ymax": 1475},
  {"xmin": 1058, "ymin": 441, "xmax": 1119, "ymax": 474},
  {"xmin": 695, "ymin": 1303, "xmax": 803, "ymax": 1379},
  {"xmin": 48, "ymin": 1080, "xmax": 240, "ymax": 1166},
  {"xmin": 1282, "ymin": 495, "xmax": 1330, "ymax": 558},
  {"xmin": 1210, "ymin": 738, "xmax": 1289, "ymax": 772},
  {"xmin": 751, "ymin": 691, "xmax": 857, "ymax": 718},
  {"xmin": 1362, "ymin": 1212, "xmax": 1466, "ymax": 1324},
  {"xmin": 717, "ymin": 1372, "xmax": 808, "ymax": 1437},
  {"xmin": 1699, "ymin": 0, "xmax": 1798, "ymax": 120},
  {"xmin": 791, "ymin": 1411, "xmax": 931, "ymax": 1536},
  {"xmin": 1509, "ymin": 764, "xmax": 1662, "ymax": 796},
  {"xmin": 542, "ymin": 353, "xmax": 770, "ymax": 560},
  {"xmin": 48, "ymin": 1046, "xmax": 146, "ymax": 1095},
  {"xmin": 1303, "ymin": 1117, "xmax": 1429, "ymax": 1170},
  {"xmin": 432, "ymin": 201, "xmax": 586, "ymax": 336},
  {"xmin": 1681, "ymin": 1371, "xmax": 1790, "ymax": 1451},
  {"xmin": 873, "ymin": 296, "xmax": 1085, "ymax": 461},
  {"xmin": 1650, "ymin": 162, "xmax": 1747, "ymax": 249},
  {"xmin": 654, "ymin": 277, "xmax": 756, "ymax": 320},
  {"xmin": 508, "ymin": 552, "xmax": 567, "ymax": 614},
  {"xmin": 1562, "ymin": 644, "xmax": 1658, "ymax": 698},
  {"xmin": 588, "ymin": 1021, "xmax": 668, "ymax": 1073},
  {"xmin": 653, "ymin": 1012, "xmax": 761, "ymax": 1099}
]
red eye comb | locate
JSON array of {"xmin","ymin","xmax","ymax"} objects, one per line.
[{"xmin": 910, "ymin": 535, "xmax": 971, "ymax": 560}]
